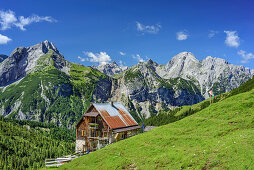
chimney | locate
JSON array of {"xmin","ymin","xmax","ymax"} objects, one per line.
[{"xmin": 110, "ymin": 101, "xmax": 113, "ymax": 107}]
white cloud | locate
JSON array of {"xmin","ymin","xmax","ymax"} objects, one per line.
[
  {"xmin": 15, "ymin": 15, "xmax": 56, "ymax": 31},
  {"xmin": 238, "ymin": 50, "xmax": 254, "ymax": 63},
  {"xmin": 132, "ymin": 54, "xmax": 144, "ymax": 62},
  {"xmin": 0, "ymin": 34, "xmax": 11, "ymax": 44},
  {"xmin": 84, "ymin": 51, "xmax": 112, "ymax": 65},
  {"xmin": 136, "ymin": 21, "xmax": 161, "ymax": 34},
  {"xmin": 120, "ymin": 51, "xmax": 126, "ymax": 56},
  {"xmin": 0, "ymin": 10, "xmax": 17, "ymax": 30},
  {"xmin": 176, "ymin": 31, "xmax": 188, "ymax": 40},
  {"xmin": 208, "ymin": 30, "xmax": 219, "ymax": 38},
  {"xmin": 224, "ymin": 31, "xmax": 240, "ymax": 48},
  {"xmin": 78, "ymin": 56, "xmax": 85, "ymax": 62},
  {"xmin": 0, "ymin": 9, "xmax": 57, "ymax": 31}
]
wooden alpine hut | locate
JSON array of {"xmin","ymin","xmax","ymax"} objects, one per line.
[{"xmin": 75, "ymin": 102, "xmax": 141, "ymax": 152}]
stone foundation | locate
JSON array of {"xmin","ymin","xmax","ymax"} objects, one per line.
[{"xmin": 76, "ymin": 139, "xmax": 86, "ymax": 152}]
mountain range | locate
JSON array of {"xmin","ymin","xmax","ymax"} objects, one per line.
[{"xmin": 0, "ymin": 41, "xmax": 253, "ymax": 127}]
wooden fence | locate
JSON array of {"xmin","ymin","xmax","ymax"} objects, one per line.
[{"xmin": 45, "ymin": 152, "xmax": 86, "ymax": 167}]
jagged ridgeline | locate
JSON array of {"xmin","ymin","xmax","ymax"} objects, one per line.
[{"xmin": 0, "ymin": 41, "xmax": 253, "ymax": 127}]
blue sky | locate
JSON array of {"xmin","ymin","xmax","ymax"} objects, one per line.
[{"xmin": 0, "ymin": 0, "xmax": 254, "ymax": 69}]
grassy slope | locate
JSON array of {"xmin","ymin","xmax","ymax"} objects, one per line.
[{"xmin": 60, "ymin": 88, "xmax": 254, "ymax": 169}]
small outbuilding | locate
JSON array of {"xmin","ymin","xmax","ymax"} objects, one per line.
[
  {"xmin": 144, "ymin": 126, "xmax": 157, "ymax": 132},
  {"xmin": 75, "ymin": 102, "xmax": 141, "ymax": 152}
]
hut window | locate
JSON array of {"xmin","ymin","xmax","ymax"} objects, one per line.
[
  {"xmin": 96, "ymin": 131, "xmax": 100, "ymax": 137},
  {"xmin": 90, "ymin": 129, "xmax": 96, "ymax": 137},
  {"xmin": 91, "ymin": 117, "xmax": 96, "ymax": 123},
  {"xmin": 82, "ymin": 130, "xmax": 85, "ymax": 136},
  {"xmin": 103, "ymin": 132, "xmax": 108, "ymax": 137},
  {"xmin": 98, "ymin": 116, "xmax": 101, "ymax": 121}
]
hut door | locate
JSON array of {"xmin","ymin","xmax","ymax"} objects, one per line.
[
  {"xmin": 124, "ymin": 132, "xmax": 127, "ymax": 139},
  {"xmin": 83, "ymin": 145, "xmax": 86, "ymax": 152}
]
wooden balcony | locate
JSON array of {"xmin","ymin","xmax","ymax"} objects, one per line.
[
  {"xmin": 88, "ymin": 123, "xmax": 99, "ymax": 128},
  {"xmin": 87, "ymin": 136, "xmax": 108, "ymax": 140}
]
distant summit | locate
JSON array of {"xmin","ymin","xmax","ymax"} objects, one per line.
[
  {"xmin": 156, "ymin": 52, "xmax": 252, "ymax": 98},
  {"xmin": 93, "ymin": 61, "xmax": 128, "ymax": 76}
]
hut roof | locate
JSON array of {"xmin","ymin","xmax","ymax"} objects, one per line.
[
  {"xmin": 76, "ymin": 102, "xmax": 140, "ymax": 130},
  {"xmin": 93, "ymin": 102, "xmax": 138, "ymax": 129}
]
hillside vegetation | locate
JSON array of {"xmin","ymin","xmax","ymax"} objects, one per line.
[
  {"xmin": 0, "ymin": 117, "xmax": 75, "ymax": 169},
  {"xmin": 60, "ymin": 83, "xmax": 254, "ymax": 169}
]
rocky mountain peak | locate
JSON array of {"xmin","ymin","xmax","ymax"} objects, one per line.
[
  {"xmin": 0, "ymin": 41, "xmax": 68, "ymax": 86},
  {"xmin": 111, "ymin": 61, "xmax": 118, "ymax": 65},
  {"xmin": 146, "ymin": 59, "xmax": 153, "ymax": 64},
  {"xmin": 94, "ymin": 61, "xmax": 128, "ymax": 76},
  {"xmin": 171, "ymin": 52, "xmax": 198, "ymax": 62},
  {"xmin": 146, "ymin": 59, "xmax": 158, "ymax": 66},
  {"xmin": 42, "ymin": 40, "xmax": 58, "ymax": 53},
  {"xmin": 166, "ymin": 52, "xmax": 198, "ymax": 70},
  {"xmin": 25, "ymin": 40, "xmax": 60, "ymax": 56},
  {"xmin": 160, "ymin": 52, "xmax": 199, "ymax": 79}
]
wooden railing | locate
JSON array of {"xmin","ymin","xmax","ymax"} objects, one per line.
[
  {"xmin": 45, "ymin": 152, "xmax": 86, "ymax": 167},
  {"xmin": 88, "ymin": 123, "xmax": 99, "ymax": 127},
  {"xmin": 87, "ymin": 136, "xmax": 108, "ymax": 140}
]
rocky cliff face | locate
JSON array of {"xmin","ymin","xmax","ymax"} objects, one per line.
[
  {"xmin": 93, "ymin": 61, "xmax": 128, "ymax": 76},
  {"xmin": 110, "ymin": 59, "xmax": 204, "ymax": 118}
]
